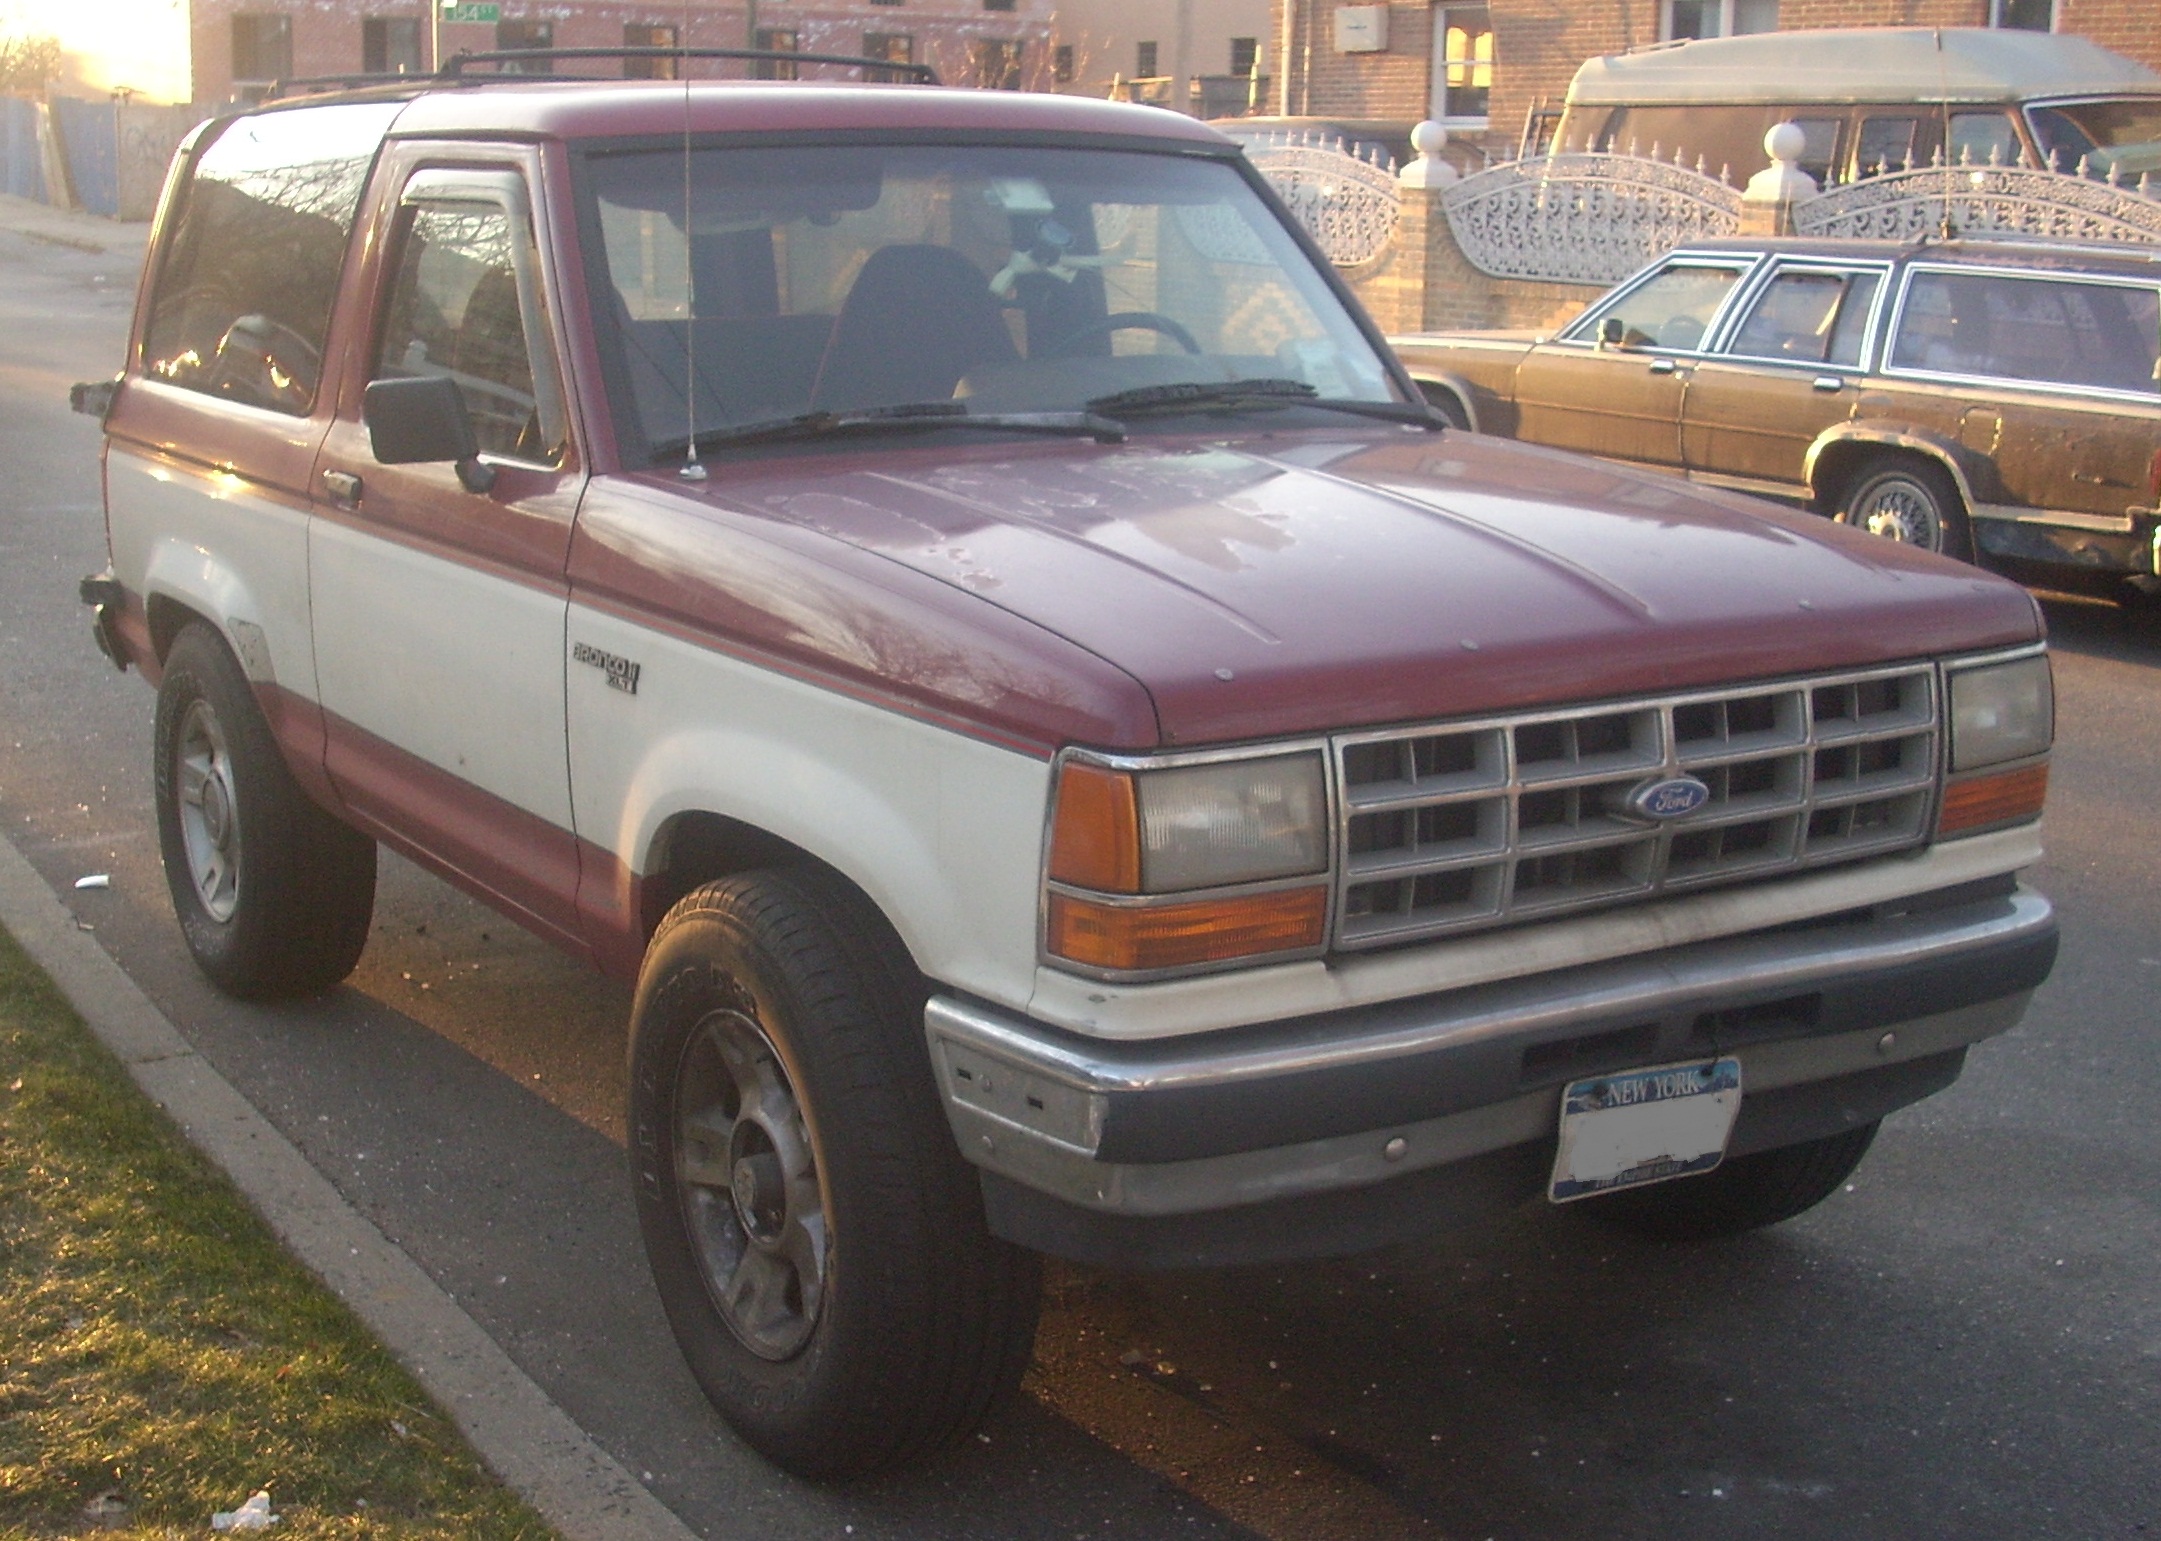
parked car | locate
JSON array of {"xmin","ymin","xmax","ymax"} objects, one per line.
[
  {"xmin": 1394, "ymin": 236, "xmax": 2161, "ymax": 588},
  {"xmin": 77, "ymin": 59, "xmax": 2056, "ymax": 1480},
  {"xmin": 1539, "ymin": 28, "xmax": 2161, "ymax": 184}
]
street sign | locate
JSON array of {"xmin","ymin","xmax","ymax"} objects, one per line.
[{"xmin": 442, "ymin": 2, "xmax": 500, "ymax": 22}]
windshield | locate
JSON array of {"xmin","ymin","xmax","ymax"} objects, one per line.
[
  {"xmin": 582, "ymin": 143, "xmax": 1397, "ymax": 463},
  {"xmin": 2027, "ymin": 98, "xmax": 2161, "ymax": 173}
]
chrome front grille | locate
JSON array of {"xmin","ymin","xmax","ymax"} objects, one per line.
[{"xmin": 1332, "ymin": 664, "xmax": 1939, "ymax": 950}]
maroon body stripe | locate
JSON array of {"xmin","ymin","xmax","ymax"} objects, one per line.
[{"xmin": 319, "ymin": 708, "xmax": 590, "ymax": 960}]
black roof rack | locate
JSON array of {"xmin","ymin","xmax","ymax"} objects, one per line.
[
  {"xmin": 267, "ymin": 71, "xmax": 430, "ymax": 100},
  {"xmin": 440, "ymin": 46, "xmax": 938, "ymax": 86}
]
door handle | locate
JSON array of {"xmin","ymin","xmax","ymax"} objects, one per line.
[
  {"xmin": 321, "ymin": 468, "xmax": 361, "ymax": 508},
  {"xmin": 1812, "ymin": 376, "xmax": 1845, "ymax": 393},
  {"xmin": 1648, "ymin": 358, "xmax": 1680, "ymax": 375}
]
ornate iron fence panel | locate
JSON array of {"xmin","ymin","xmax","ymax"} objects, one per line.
[
  {"xmin": 1242, "ymin": 137, "xmax": 1402, "ymax": 268},
  {"xmin": 1440, "ymin": 153, "xmax": 1743, "ymax": 285},
  {"xmin": 1797, "ymin": 162, "xmax": 2161, "ymax": 246}
]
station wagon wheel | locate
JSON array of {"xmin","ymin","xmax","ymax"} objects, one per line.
[
  {"xmin": 628, "ymin": 868, "xmax": 1040, "ymax": 1478},
  {"xmin": 153, "ymin": 623, "xmax": 377, "ymax": 999},
  {"xmin": 1837, "ymin": 457, "xmax": 1972, "ymax": 561}
]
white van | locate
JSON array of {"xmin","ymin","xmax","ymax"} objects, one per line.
[{"xmin": 1540, "ymin": 28, "xmax": 2161, "ymax": 185}]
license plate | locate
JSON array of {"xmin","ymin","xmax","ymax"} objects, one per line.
[{"xmin": 1548, "ymin": 1058, "xmax": 1742, "ymax": 1203}]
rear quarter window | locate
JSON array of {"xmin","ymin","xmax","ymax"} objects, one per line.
[
  {"xmin": 141, "ymin": 102, "xmax": 400, "ymax": 415},
  {"xmin": 1891, "ymin": 269, "xmax": 2161, "ymax": 394}
]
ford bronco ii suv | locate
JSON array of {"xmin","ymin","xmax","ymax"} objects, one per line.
[{"xmin": 77, "ymin": 53, "xmax": 2057, "ymax": 1479}]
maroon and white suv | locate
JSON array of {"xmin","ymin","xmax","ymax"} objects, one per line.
[{"xmin": 78, "ymin": 57, "xmax": 2058, "ymax": 1478}]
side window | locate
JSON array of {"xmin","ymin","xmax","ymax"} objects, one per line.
[
  {"xmin": 375, "ymin": 196, "xmax": 568, "ymax": 462},
  {"xmin": 1949, "ymin": 111, "xmax": 2021, "ymax": 166},
  {"xmin": 142, "ymin": 102, "xmax": 401, "ymax": 414},
  {"xmin": 1824, "ymin": 272, "xmax": 1880, "ymax": 368},
  {"xmin": 1726, "ymin": 269, "xmax": 1880, "ymax": 367},
  {"xmin": 1893, "ymin": 271, "xmax": 2160, "ymax": 393},
  {"xmin": 1855, "ymin": 117, "xmax": 1919, "ymax": 176},
  {"xmin": 1575, "ymin": 264, "xmax": 1745, "ymax": 352},
  {"xmin": 1790, "ymin": 118, "xmax": 1841, "ymax": 186}
]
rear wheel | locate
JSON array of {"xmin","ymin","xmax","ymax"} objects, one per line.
[
  {"xmin": 153, "ymin": 623, "xmax": 376, "ymax": 999},
  {"xmin": 1578, "ymin": 1122, "xmax": 1879, "ymax": 1243},
  {"xmin": 1837, "ymin": 457, "xmax": 1971, "ymax": 561},
  {"xmin": 628, "ymin": 868, "xmax": 1039, "ymax": 1478}
]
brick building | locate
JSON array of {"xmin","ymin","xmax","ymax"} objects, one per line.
[
  {"xmin": 1271, "ymin": 0, "xmax": 2161, "ymax": 161},
  {"xmin": 191, "ymin": 0, "xmax": 1055, "ymax": 104}
]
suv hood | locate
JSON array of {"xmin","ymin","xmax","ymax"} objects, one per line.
[{"xmin": 681, "ymin": 428, "xmax": 2040, "ymax": 747}]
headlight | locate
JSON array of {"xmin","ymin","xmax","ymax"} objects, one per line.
[
  {"xmin": 1938, "ymin": 652, "xmax": 2051, "ymax": 839},
  {"xmin": 1045, "ymin": 751, "xmax": 1330, "ymax": 974},
  {"xmin": 1949, "ymin": 655, "xmax": 2053, "ymax": 771},
  {"xmin": 1135, "ymin": 755, "xmax": 1327, "ymax": 891}
]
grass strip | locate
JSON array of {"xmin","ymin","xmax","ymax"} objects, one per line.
[{"xmin": 0, "ymin": 921, "xmax": 560, "ymax": 1539}]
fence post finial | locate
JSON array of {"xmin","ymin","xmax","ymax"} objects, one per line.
[{"xmin": 1398, "ymin": 120, "xmax": 1458, "ymax": 189}]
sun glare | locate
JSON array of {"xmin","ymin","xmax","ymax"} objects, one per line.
[{"xmin": 3, "ymin": 0, "xmax": 190, "ymax": 104}]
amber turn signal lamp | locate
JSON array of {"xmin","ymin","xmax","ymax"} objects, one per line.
[
  {"xmin": 1046, "ymin": 887, "xmax": 1327, "ymax": 972},
  {"xmin": 1048, "ymin": 762, "xmax": 1141, "ymax": 894},
  {"xmin": 1938, "ymin": 762, "xmax": 2048, "ymax": 837}
]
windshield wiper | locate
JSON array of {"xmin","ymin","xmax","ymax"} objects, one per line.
[
  {"xmin": 652, "ymin": 400, "xmax": 1126, "ymax": 460},
  {"xmin": 1085, "ymin": 377, "xmax": 1448, "ymax": 429}
]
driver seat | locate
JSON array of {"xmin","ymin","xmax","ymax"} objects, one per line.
[{"xmin": 809, "ymin": 245, "xmax": 1019, "ymax": 412}]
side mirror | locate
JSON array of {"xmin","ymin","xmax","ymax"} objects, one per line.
[
  {"xmin": 1598, "ymin": 315, "xmax": 1627, "ymax": 350},
  {"xmin": 363, "ymin": 375, "xmax": 496, "ymax": 493}
]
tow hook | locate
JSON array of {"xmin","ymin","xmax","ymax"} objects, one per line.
[{"xmin": 79, "ymin": 573, "xmax": 130, "ymax": 672}]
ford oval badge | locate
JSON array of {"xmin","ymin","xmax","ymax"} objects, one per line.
[{"xmin": 1627, "ymin": 775, "xmax": 1712, "ymax": 821}]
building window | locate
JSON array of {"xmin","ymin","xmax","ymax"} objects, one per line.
[
  {"xmin": 1990, "ymin": 0, "xmax": 2053, "ymax": 29},
  {"xmin": 1135, "ymin": 40, "xmax": 1158, "ymax": 78},
  {"xmin": 1054, "ymin": 43, "xmax": 1074, "ymax": 81},
  {"xmin": 970, "ymin": 39, "xmax": 1023, "ymax": 89},
  {"xmin": 230, "ymin": 13, "xmax": 292, "ymax": 83},
  {"xmin": 1663, "ymin": 0, "xmax": 1777, "ymax": 40},
  {"xmin": 497, "ymin": 19, "xmax": 554, "ymax": 71},
  {"xmin": 625, "ymin": 23, "xmax": 679, "ymax": 78},
  {"xmin": 753, "ymin": 28, "xmax": 799, "ymax": 79},
  {"xmin": 362, "ymin": 17, "xmax": 423, "ymax": 74},
  {"xmin": 1229, "ymin": 36, "xmax": 1259, "ymax": 76},
  {"xmin": 871, "ymin": 0, "xmax": 905, "ymax": 8},
  {"xmin": 984, "ymin": 0, "xmax": 1017, "ymax": 11},
  {"xmin": 1431, "ymin": 6, "xmax": 1490, "ymax": 123},
  {"xmin": 863, "ymin": 32, "xmax": 914, "ymax": 80}
]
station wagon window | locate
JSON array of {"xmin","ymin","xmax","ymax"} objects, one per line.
[
  {"xmin": 375, "ymin": 201, "xmax": 568, "ymax": 461},
  {"xmin": 1726, "ymin": 268, "xmax": 1880, "ymax": 367},
  {"xmin": 1571, "ymin": 263, "xmax": 1746, "ymax": 352},
  {"xmin": 142, "ymin": 102, "xmax": 400, "ymax": 415},
  {"xmin": 1891, "ymin": 270, "xmax": 2161, "ymax": 394}
]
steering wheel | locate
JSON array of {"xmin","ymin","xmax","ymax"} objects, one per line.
[{"xmin": 1045, "ymin": 310, "xmax": 1203, "ymax": 358}]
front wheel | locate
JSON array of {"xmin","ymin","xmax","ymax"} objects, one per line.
[
  {"xmin": 153, "ymin": 623, "xmax": 376, "ymax": 998},
  {"xmin": 1577, "ymin": 1122, "xmax": 1879, "ymax": 1243},
  {"xmin": 1836, "ymin": 458, "xmax": 1972, "ymax": 561},
  {"xmin": 628, "ymin": 869, "xmax": 1039, "ymax": 1478}
]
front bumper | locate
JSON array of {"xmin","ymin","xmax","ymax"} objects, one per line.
[{"xmin": 925, "ymin": 879, "xmax": 2056, "ymax": 1269}]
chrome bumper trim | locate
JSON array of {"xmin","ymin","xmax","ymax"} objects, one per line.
[{"xmin": 926, "ymin": 888, "xmax": 2052, "ymax": 1216}]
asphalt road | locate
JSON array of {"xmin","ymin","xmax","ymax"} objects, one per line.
[{"xmin": 1, "ymin": 197, "xmax": 2155, "ymax": 1541}]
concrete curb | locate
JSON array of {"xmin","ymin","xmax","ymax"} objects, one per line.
[{"xmin": 0, "ymin": 832, "xmax": 705, "ymax": 1541}]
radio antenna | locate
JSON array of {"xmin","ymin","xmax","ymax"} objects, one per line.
[{"xmin": 679, "ymin": 0, "xmax": 707, "ymax": 480}]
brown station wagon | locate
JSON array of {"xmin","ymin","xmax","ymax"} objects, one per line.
[{"xmin": 1394, "ymin": 237, "xmax": 2161, "ymax": 591}]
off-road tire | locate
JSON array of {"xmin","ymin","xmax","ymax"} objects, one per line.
[
  {"xmin": 1580, "ymin": 1122, "xmax": 1879, "ymax": 1243},
  {"xmin": 152, "ymin": 623, "xmax": 376, "ymax": 998},
  {"xmin": 628, "ymin": 867, "xmax": 1041, "ymax": 1479},
  {"xmin": 1837, "ymin": 457, "xmax": 1972, "ymax": 561}
]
